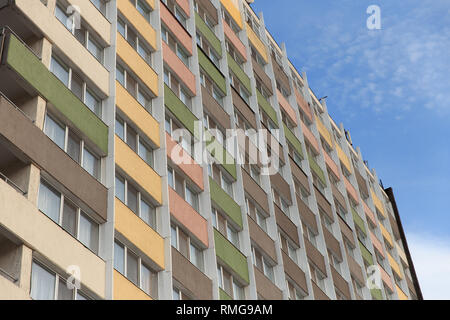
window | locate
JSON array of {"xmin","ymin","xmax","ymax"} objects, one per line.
[
  {"xmin": 211, "ymin": 207, "xmax": 240, "ymax": 248},
  {"xmin": 226, "ymin": 40, "xmax": 245, "ymax": 67},
  {"xmin": 117, "ymin": 63, "xmax": 153, "ymax": 112},
  {"xmin": 171, "ymin": 224, "xmax": 204, "ymax": 271},
  {"xmin": 328, "ymin": 250, "xmax": 342, "ymax": 274},
  {"xmin": 167, "ymin": 167, "xmax": 200, "ymax": 212},
  {"xmin": 50, "ymin": 56, "xmax": 103, "ymax": 117},
  {"xmin": 352, "ymin": 277, "xmax": 364, "ymax": 298},
  {"xmin": 246, "ymin": 198, "xmax": 268, "ymax": 232},
  {"xmin": 161, "ymin": 0, "xmax": 187, "ymax": 27},
  {"xmin": 173, "ymin": 286, "xmax": 191, "ymax": 300},
  {"xmin": 203, "ymin": 113, "xmax": 226, "ymax": 147},
  {"xmin": 309, "ymin": 262, "xmax": 326, "ymax": 291},
  {"xmin": 304, "ymin": 223, "xmax": 318, "ymax": 248},
  {"xmin": 161, "ymin": 25, "xmax": 190, "ymax": 67},
  {"xmin": 222, "ymin": 7, "xmax": 240, "ymax": 34},
  {"xmin": 113, "ymin": 240, "xmax": 158, "ymax": 297},
  {"xmin": 38, "ymin": 179, "xmax": 100, "ymax": 253},
  {"xmin": 31, "ymin": 261, "xmax": 91, "ymax": 300},
  {"xmin": 320, "ymin": 209, "xmax": 334, "ymax": 232},
  {"xmin": 44, "ymin": 113, "xmax": 102, "ymax": 180},
  {"xmin": 120, "ymin": 16, "xmax": 153, "ymax": 65},
  {"xmin": 54, "ymin": 3, "xmax": 105, "ymax": 63},
  {"xmin": 200, "ymin": 70, "xmax": 224, "ymax": 107},
  {"xmin": 217, "ymin": 264, "xmax": 245, "ymax": 299},
  {"xmin": 345, "ymin": 238, "xmax": 356, "ymax": 259},
  {"xmin": 229, "ymin": 71, "xmax": 251, "ymax": 104},
  {"xmin": 287, "ymin": 279, "xmax": 306, "ymax": 300},
  {"xmin": 288, "ymin": 142, "xmax": 303, "ymax": 168},
  {"xmin": 115, "ymin": 172, "xmax": 157, "ymax": 229},
  {"xmin": 164, "ymin": 68, "xmax": 192, "ymax": 109},
  {"xmin": 209, "ymin": 164, "xmax": 234, "ymax": 198},
  {"xmin": 252, "ymin": 246, "xmax": 275, "ymax": 282},
  {"xmin": 90, "ymin": 0, "xmax": 106, "ymax": 15},
  {"xmin": 280, "ymin": 232, "xmax": 298, "ymax": 263},
  {"xmin": 116, "ymin": 116, "xmax": 154, "ymax": 167},
  {"xmin": 272, "ymin": 189, "xmax": 289, "ymax": 216}
]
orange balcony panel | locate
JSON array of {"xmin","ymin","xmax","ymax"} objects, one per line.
[
  {"xmin": 380, "ymin": 265, "xmax": 394, "ymax": 292},
  {"xmin": 370, "ymin": 231, "xmax": 385, "ymax": 258},
  {"xmin": 363, "ymin": 201, "xmax": 376, "ymax": 226},
  {"xmin": 176, "ymin": 0, "xmax": 190, "ymax": 17},
  {"xmin": 223, "ymin": 19, "xmax": 247, "ymax": 61},
  {"xmin": 323, "ymin": 151, "xmax": 340, "ymax": 180},
  {"xmin": 344, "ymin": 176, "xmax": 359, "ymax": 204},
  {"xmin": 169, "ymin": 188, "xmax": 208, "ymax": 247},
  {"xmin": 160, "ymin": 4, "xmax": 192, "ymax": 55},
  {"xmin": 166, "ymin": 133, "xmax": 204, "ymax": 190},
  {"xmin": 295, "ymin": 88, "xmax": 313, "ymax": 122},
  {"xmin": 277, "ymin": 89, "xmax": 297, "ymax": 126},
  {"xmin": 162, "ymin": 41, "xmax": 196, "ymax": 95},
  {"xmin": 301, "ymin": 122, "xmax": 319, "ymax": 153}
]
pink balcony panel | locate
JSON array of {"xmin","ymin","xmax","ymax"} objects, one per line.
[
  {"xmin": 223, "ymin": 19, "xmax": 247, "ymax": 61},
  {"xmin": 300, "ymin": 121, "xmax": 319, "ymax": 153},
  {"xmin": 323, "ymin": 151, "xmax": 340, "ymax": 179},
  {"xmin": 277, "ymin": 89, "xmax": 297, "ymax": 126},
  {"xmin": 169, "ymin": 188, "xmax": 208, "ymax": 247},
  {"xmin": 176, "ymin": 0, "xmax": 190, "ymax": 17},
  {"xmin": 370, "ymin": 231, "xmax": 385, "ymax": 258},
  {"xmin": 380, "ymin": 265, "xmax": 394, "ymax": 292},
  {"xmin": 363, "ymin": 200, "xmax": 376, "ymax": 226},
  {"xmin": 166, "ymin": 133, "xmax": 204, "ymax": 190},
  {"xmin": 295, "ymin": 88, "xmax": 313, "ymax": 122},
  {"xmin": 344, "ymin": 176, "xmax": 359, "ymax": 204},
  {"xmin": 160, "ymin": 4, "xmax": 192, "ymax": 55},
  {"xmin": 162, "ymin": 41, "xmax": 196, "ymax": 95}
]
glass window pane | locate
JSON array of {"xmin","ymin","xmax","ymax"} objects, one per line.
[
  {"xmin": 173, "ymin": 288, "xmax": 180, "ymax": 300},
  {"xmin": 140, "ymin": 198, "xmax": 156, "ymax": 228},
  {"xmin": 171, "ymin": 225, "xmax": 177, "ymax": 248},
  {"xmin": 76, "ymin": 292, "xmax": 88, "ymax": 300},
  {"xmin": 178, "ymin": 229, "xmax": 189, "ymax": 258},
  {"xmin": 55, "ymin": 5, "xmax": 71, "ymax": 30},
  {"xmin": 85, "ymin": 89, "xmax": 101, "ymax": 117},
  {"xmin": 57, "ymin": 279, "xmax": 73, "ymax": 300},
  {"xmin": 83, "ymin": 148, "xmax": 100, "ymax": 179},
  {"xmin": 126, "ymin": 250, "xmax": 139, "ymax": 285},
  {"xmin": 126, "ymin": 125, "xmax": 137, "ymax": 152},
  {"xmin": 31, "ymin": 262, "xmax": 56, "ymax": 300},
  {"xmin": 118, "ymin": 18, "xmax": 125, "ymax": 38},
  {"xmin": 38, "ymin": 181, "xmax": 61, "ymax": 223},
  {"xmin": 51, "ymin": 56, "xmax": 69, "ymax": 86},
  {"xmin": 115, "ymin": 175, "xmax": 125, "ymax": 202},
  {"xmin": 127, "ymin": 183, "xmax": 138, "ymax": 213},
  {"xmin": 115, "ymin": 117, "xmax": 125, "ymax": 140},
  {"xmin": 79, "ymin": 212, "xmax": 99, "ymax": 253},
  {"xmin": 167, "ymin": 168, "xmax": 174, "ymax": 189},
  {"xmin": 88, "ymin": 37, "xmax": 103, "ymax": 62},
  {"xmin": 62, "ymin": 200, "xmax": 77, "ymax": 237},
  {"xmin": 67, "ymin": 132, "xmax": 81, "ymax": 163},
  {"xmin": 116, "ymin": 65, "xmax": 125, "ymax": 85},
  {"xmin": 138, "ymin": 140, "xmax": 153, "ymax": 166},
  {"xmin": 140, "ymin": 264, "xmax": 152, "ymax": 296},
  {"xmin": 190, "ymin": 243, "xmax": 203, "ymax": 271},
  {"xmin": 44, "ymin": 114, "xmax": 65, "ymax": 150},
  {"xmin": 71, "ymin": 73, "xmax": 84, "ymax": 100},
  {"xmin": 114, "ymin": 241, "xmax": 125, "ymax": 274}
]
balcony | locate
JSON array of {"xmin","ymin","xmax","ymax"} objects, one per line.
[
  {"xmin": 257, "ymin": 90, "xmax": 277, "ymax": 125},
  {"xmin": 227, "ymin": 53, "xmax": 251, "ymax": 93},
  {"xmin": 195, "ymin": 12, "xmax": 222, "ymax": 57},
  {"xmin": 214, "ymin": 229, "xmax": 249, "ymax": 285},
  {"xmin": 162, "ymin": 41, "xmax": 196, "ymax": 95},
  {"xmin": 118, "ymin": 0, "xmax": 156, "ymax": 49},
  {"xmin": 246, "ymin": 23, "xmax": 267, "ymax": 63},
  {"xmin": 164, "ymin": 84, "xmax": 198, "ymax": 135},
  {"xmin": 197, "ymin": 47, "xmax": 226, "ymax": 95},
  {"xmin": 160, "ymin": 3, "xmax": 192, "ymax": 55},
  {"xmin": 308, "ymin": 152, "xmax": 326, "ymax": 187},
  {"xmin": 209, "ymin": 177, "xmax": 242, "ymax": 228}
]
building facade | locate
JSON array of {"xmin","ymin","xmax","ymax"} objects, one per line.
[{"xmin": 0, "ymin": 0, "xmax": 421, "ymax": 300}]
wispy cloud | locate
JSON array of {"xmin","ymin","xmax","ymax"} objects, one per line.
[
  {"xmin": 406, "ymin": 232, "xmax": 450, "ymax": 300},
  {"xmin": 277, "ymin": 0, "xmax": 450, "ymax": 117}
]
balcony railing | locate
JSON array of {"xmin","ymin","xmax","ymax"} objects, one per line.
[
  {"xmin": 0, "ymin": 267, "xmax": 18, "ymax": 283},
  {"xmin": 0, "ymin": 172, "xmax": 27, "ymax": 195}
]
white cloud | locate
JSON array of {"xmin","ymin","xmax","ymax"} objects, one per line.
[{"xmin": 406, "ymin": 232, "xmax": 450, "ymax": 300}]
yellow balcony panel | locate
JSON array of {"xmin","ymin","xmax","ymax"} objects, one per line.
[
  {"xmin": 371, "ymin": 189, "xmax": 386, "ymax": 218},
  {"xmin": 116, "ymin": 82, "xmax": 160, "ymax": 147},
  {"xmin": 117, "ymin": 33, "xmax": 158, "ymax": 96},
  {"xmin": 388, "ymin": 252, "xmax": 403, "ymax": 280},
  {"xmin": 396, "ymin": 284, "xmax": 408, "ymax": 300},
  {"xmin": 143, "ymin": 0, "xmax": 155, "ymax": 10},
  {"xmin": 315, "ymin": 115, "xmax": 333, "ymax": 148},
  {"xmin": 395, "ymin": 241, "xmax": 408, "ymax": 265},
  {"xmin": 115, "ymin": 198, "xmax": 165, "ymax": 269},
  {"xmin": 117, "ymin": 0, "xmax": 157, "ymax": 50},
  {"xmin": 246, "ymin": 23, "xmax": 268, "ymax": 63},
  {"xmin": 220, "ymin": 0, "xmax": 243, "ymax": 29},
  {"xmin": 113, "ymin": 270, "xmax": 152, "ymax": 300},
  {"xmin": 379, "ymin": 223, "xmax": 394, "ymax": 247},
  {"xmin": 115, "ymin": 136, "xmax": 162, "ymax": 205},
  {"xmin": 336, "ymin": 144, "xmax": 352, "ymax": 174}
]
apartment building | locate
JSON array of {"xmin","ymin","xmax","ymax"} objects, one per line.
[{"xmin": 0, "ymin": 0, "xmax": 421, "ymax": 300}]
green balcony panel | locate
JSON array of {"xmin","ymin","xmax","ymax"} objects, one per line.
[
  {"xmin": 257, "ymin": 90, "xmax": 278, "ymax": 125},
  {"xmin": 164, "ymin": 84, "xmax": 198, "ymax": 135},
  {"xmin": 195, "ymin": 12, "xmax": 222, "ymax": 57},
  {"xmin": 227, "ymin": 53, "xmax": 251, "ymax": 93},
  {"xmin": 205, "ymin": 130, "xmax": 237, "ymax": 179},
  {"xmin": 197, "ymin": 47, "xmax": 226, "ymax": 95},
  {"xmin": 214, "ymin": 229, "xmax": 249, "ymax": 284},
  {"xmin": 283, "ymin": 123, "xmax": 303, "ymax": 158},
  {"xmin": 359, "ymin": 240, "xmax": 374, "ymax": 265},
  {"xmin": 352, "ymin": 207, "xmax": 367, "ymax": 236},
  {"xmin": 219, "ymin": 288, "xmax": 232, "ymax": 300},
  {"xmin": 209, "ymin": 177, "xmax": 242, "ymax": 228},
  {"xmin": 5, "ymin": 33, "xmax": 108, "ymax": 154},
  {"xmin": 308, "ymin": 152, "xmax": 326, "ymax": 186},
  {"xmin": 371, "ymin": 289, "xmax": 383, "ymax": 300}
]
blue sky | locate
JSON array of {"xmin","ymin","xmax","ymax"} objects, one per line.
[{"xmin": 251, "ymin": 0, "xmax": 450, "ymax": 299}]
